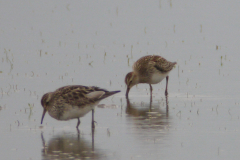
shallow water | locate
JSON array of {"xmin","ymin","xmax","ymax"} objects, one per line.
[{"xmin": 1, "ymin": 0, "xmax": 240, "ymax": 160}]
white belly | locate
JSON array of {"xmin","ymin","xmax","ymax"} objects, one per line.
[
  {"xmin": 150, "ymin": 72, "xmax": 169, "ymax": 84},
  {"xmin": 59, "ymin": 103, "xmax": 98, "ymax": 120}
]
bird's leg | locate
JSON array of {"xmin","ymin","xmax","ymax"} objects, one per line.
[
  {"xmin": 165, "ymin": 76, "xmax": 169, "ymax": 96},
  {"xmin": 91, "ymin": 125, "xmax": 95, "ymax": 151},
  {"xmin": 149, "ymin": 84, "xmax": 153, "ymax": 95},
  {"xmin": 76, "ymin": 118, "xmax": 81, "ymax": 129},
  {"xmin": 149, "ymin": 97, "xmax": 152, "ymax": 111},
  {"xmin": 149, "ymin": 84, "xmax": 153, "ymax": 101},
  {"xmin": 165, "ymin": 94, "xmax": 169, "ymax": 117},
  {"xmin": 77, "ymin": 128, "xmax": 80, "ymax": 136},
  {"xmin": 92, "ymin": 109, "xmax": 95, "ymax": 129}
]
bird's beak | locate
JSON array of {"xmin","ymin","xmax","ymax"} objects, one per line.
[
  {"xmin": 126, "ymin": 87, "xmax": 130, "ymax": 98},
  {"xmin": 41, "ymin": 108, "xmax": 47, "ymax": 124}
]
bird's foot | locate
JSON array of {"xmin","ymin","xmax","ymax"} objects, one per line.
[
  {"xmin": 92, "ymin": 121, "xmax": 97, "ymax": 129},
  {"xmin": 165, "ymin": 90, "xmax": 168, "ymax": 96},
  {"xmin": 76, "ymin": 128, "xmax": 80, "ymax": 134}
]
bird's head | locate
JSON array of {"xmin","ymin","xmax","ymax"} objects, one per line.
[
  {"xmin": 125, "ymin": 72, "xmax": 139, "ymax": 97},
  {"xmin": 41, "ymin": 92, "xmax": 53, "ymax": 124}
]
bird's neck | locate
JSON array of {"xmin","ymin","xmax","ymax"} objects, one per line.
[{"xmin": 138, "ymin": 76, "xmax": 149, "ymax": 83}]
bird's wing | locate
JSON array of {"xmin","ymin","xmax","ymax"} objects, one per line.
[
  {"xmin": 86, "ymin": 91, "xmax": 105, "ymax": 99},
  {"xmin": 55, "ymin": 85, "xmax": 119, "ymax": 107},
  {"xmin": 152, "ymin": 56, "xmax": 176, "ymax": 72},
  {"xmin": 55, "ymin": 85, "xmax": 105, "ymax": 106}
]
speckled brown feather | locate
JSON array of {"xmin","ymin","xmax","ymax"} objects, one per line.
[
  {"xmin": 133, "ymin": 55, "xmax": 176, "ymax": 76},
  {"xmin": 125, "ymin": 55, "xmax": 176, "ymax": 97},
  {"xmin": 43, "ymin": 85, "xmax": 119, "ymax": 108},
  {"xmin": 41, "ymin": 85, "xmax": 120, "ymax": 121}
]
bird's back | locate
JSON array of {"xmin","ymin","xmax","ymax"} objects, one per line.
[
  {"xmin": 46, "ymin": 85, "xmax": 120, "ymax": 120},
  {"xmin": 53, "ymin": 85, "xmax": 119, "ymax": 106},
  {"xmin": 133, "ymin": 55, "xmax": 176, "ymax": 76}
]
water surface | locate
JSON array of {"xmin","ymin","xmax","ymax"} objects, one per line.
[{"xmin": 0, "ymin": 0, "xmax": 240, "ymax": 160}]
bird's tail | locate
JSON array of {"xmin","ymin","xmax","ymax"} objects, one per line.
[{"xmin": 100, "ymin": 90, "xmax": 121, "ymax": 100}]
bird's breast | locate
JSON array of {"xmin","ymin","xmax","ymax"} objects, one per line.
[
  {"xmin": 149, "ymin": 72, "xmax": 169, "ymax": 84},
  {"xmin": 49, "ymin": 103, "xmax": 98, "ymax": 121}
]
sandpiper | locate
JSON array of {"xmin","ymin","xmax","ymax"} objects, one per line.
[
  {"xmin": 41, "ymin": 85, "xmax": 120, "ymax": 129},
  {"xmin": 125, "ymin": 55, "xmax": 176, "ymax": 97}
]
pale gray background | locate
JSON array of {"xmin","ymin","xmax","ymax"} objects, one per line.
[{"xmin": 0, "ymin": 0, "xmax": 240, "ymax": 159}]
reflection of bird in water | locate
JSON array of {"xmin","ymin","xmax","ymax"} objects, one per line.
[
  {"xmin": 40, "ymin": 85, "xmax": 120, "ymax": 129},
  {"xmin": 125, "ymin": 97, "xmax": 169, "ymax": 132},
  {"xmin": 41, "ymin": 131, "xmax": 102, "ymax": 160},
  {"xmin": 125, "ymin": 55, "xmax": 176, "ymax": 98}
]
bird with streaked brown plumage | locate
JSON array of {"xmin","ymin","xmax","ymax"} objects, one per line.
[
  {"xmin": 41, "ymin": 85, "xmax": 120, "ymax": 129},
  {"xmin": 125, "ymin": 55, "xmax": 176, "ymax": 98}
]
